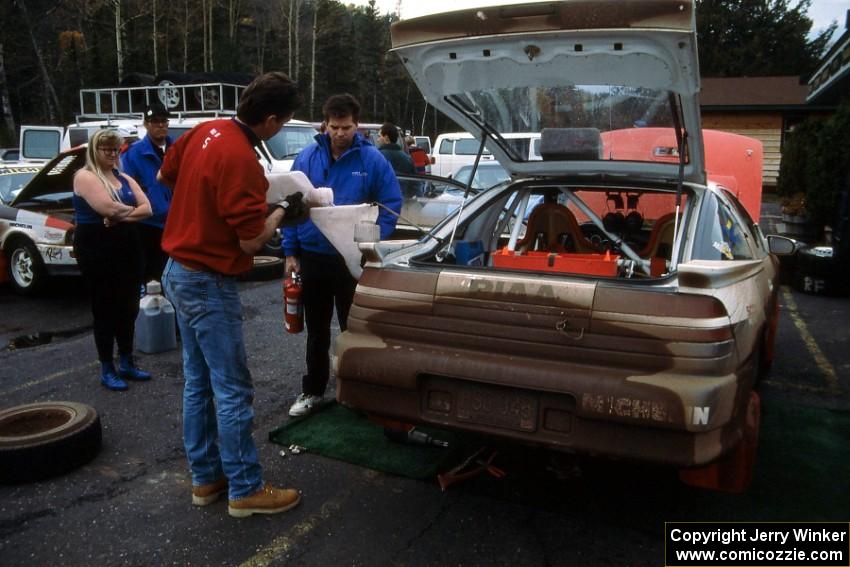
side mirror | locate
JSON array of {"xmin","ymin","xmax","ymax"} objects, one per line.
[
  {"xmin": 767, "ymin": 235, "xmax": 797, "ymax": 255},
  {"xmin": 430, "ymin": 156, "xmax": 436, "ymax": 165}
]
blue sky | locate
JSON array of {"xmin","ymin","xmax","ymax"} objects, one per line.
[{"xmin": 807, "ymin": 0, "xmax": 849, "ymax": 38}]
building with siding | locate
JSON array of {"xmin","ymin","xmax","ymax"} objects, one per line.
[
  {"xmin": 700, "ymin": 12, "xmax": 849, "ymax": 189},
  {"xmin": 699, "ymin": 76, "xmax": 830, "ymax": 188}
]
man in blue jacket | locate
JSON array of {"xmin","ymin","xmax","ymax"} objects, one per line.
[
  {"xmin": 284, "ymin": 94, "xmax": 402, "ymax": 417},
  {"xmin": 121, "ymin": 103, "xmax": 174, "ymax": 284}
]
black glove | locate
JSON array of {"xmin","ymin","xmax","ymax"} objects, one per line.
[{"xmin": 274, "ymin": 191, "xmax": 310, "ymax": 227}]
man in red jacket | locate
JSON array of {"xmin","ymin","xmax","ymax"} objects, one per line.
[{"xmin": 158, "ymin": 72, "xmax": 306, "ymax": 518}]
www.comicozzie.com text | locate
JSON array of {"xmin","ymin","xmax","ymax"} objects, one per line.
[{"xmin": 670, "ymin": 527, "xmax": 847, "ymax": 546}]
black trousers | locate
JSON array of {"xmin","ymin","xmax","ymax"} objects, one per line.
[
  {"xmin": 299, "ymin": 251, "xmax": 357, "ymax": 396},
  {"xmin": 138, "ymin": 223, "xmax": 168, "ymax": 284},
  {"xmin": 74, "ymin": 222, "xmax": 143, "ymax": 363}
]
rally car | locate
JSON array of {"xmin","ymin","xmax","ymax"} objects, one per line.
[
  {"xmin": 329, "ymin": 0, "xmax": 797, "ymax": 492},
  {"xmin": 0, "ymin": 148, "xmax": 83, "ymax": 294}
]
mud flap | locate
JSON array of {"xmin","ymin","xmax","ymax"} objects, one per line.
[{"xmin": 678, "ymin": 390, "xmax": 760, "ymax": 493}]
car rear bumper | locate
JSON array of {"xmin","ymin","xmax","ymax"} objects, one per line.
[{"xmin": 334, "ymin": 332, "xmax": 753, "ymax": 467}]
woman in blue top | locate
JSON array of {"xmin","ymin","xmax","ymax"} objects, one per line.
[{"xmin": 73, "ymin": 129, "xmax": 153, "ymax": 391}]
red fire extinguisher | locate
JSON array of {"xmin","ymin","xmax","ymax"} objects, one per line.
[{"xmin": 284, "ymin": 273, "xmax": 304, "ymax": 333}]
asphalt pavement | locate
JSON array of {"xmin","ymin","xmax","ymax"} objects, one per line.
[{"xmin": 0, "ymin": 259, "xmax": 848, "ymax": 566}]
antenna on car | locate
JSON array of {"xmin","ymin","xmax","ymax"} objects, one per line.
[{"xmin": 437, "ymin": 130, "xmax": 487, "ymax": 262}]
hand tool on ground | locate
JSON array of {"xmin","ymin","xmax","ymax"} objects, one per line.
[{"xmin": 438, "ymin": 447, "xmax": 505, "ymax": 490}]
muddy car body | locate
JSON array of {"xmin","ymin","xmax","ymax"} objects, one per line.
[{"xmin": 330, "ymin": 0, "xmax": 794, "ymax": 490}]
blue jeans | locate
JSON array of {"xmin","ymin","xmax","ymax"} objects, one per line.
[{"xmin": 162, "ymin": 258, "xmax": 262, "ymax": 500}]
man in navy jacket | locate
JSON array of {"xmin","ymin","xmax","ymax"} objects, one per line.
[
  {"xmin": 122, "ymin": 103, "xmax": 174, "ymax": 284},
  {"xmin": 283, "ymin": 94, "xmax": 402, "ymax": 417}
]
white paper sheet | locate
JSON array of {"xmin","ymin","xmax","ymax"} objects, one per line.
[{"xmin": 310, "ymin": 204, "xmax": 380, "ymax": 279}]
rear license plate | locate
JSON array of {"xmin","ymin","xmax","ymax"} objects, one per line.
[{"xmin": 456, "ymin": 383, "xmax": 538, "ymax": 432}]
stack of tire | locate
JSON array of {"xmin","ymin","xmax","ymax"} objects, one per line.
[
  {"xmin": 152, "ymin": 71, "xmax": 255, "ymax": 112},
  {"xmin": 793, "ymin": 244, "xmax": 848, "ymax": 296},
  {"xmin": 119, "ymin": 71, "xmax": 255, "ymax": 113}
]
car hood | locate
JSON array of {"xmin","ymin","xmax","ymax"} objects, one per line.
[
  {"xmin": 391, "ymin": 0, "xmax": 704, "ymax": 184},
  {"xmin": 10, "ymin": 146, "xmax": 86, "ymax": 207}
]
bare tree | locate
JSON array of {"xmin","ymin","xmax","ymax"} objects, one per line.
[
  {"xmin": 114, "ymin": 0, "xmax": 124, "ymax": 81},
  {"xmin": 293, "ymin": 0, "xmax": 300, "ymax": 82},
  {"xmin": 288, "ymin": 0, "xmax": 293, "ymax": 76},
  {"xmin": 255, "ymin": 24, "xmax": 265, "ymax": 73},
  {"xmin": 17, "ymin": 0, "xmax": 60, "ymax": 123},
  {"xmin": 183, "ymin": 0, "xmax": 190, "ymax": 72},
  {"xmin": 251, "ymin": 0, "xmax": 278, "ymax": 73},
  {"xmin": 0, "ymin": 43, "xmax": 17, "ymax": 142},
  {"xmin": 208, "ymin": 0, "xmax": 214, "ymax": 71},
  {"xmin": 228, "ymin": 0, "xmax": 241, "ymax": 44},
  {"xmin": 202, "ymin": 0, "xmax": 208, "ymax": 70},
  {"xmin": 197, "ymin": 0, "xmax": 218, "ymax": 71},
  {"xmin": 310, "ymin": 3, "xmax": 316, "ymax": 115},
  {"xmin": 164, "ymin": 0, "xmax": 171, "ymax": 69},
  {"xmin": 152, "ymin": 0, "xmax": 159, "ymax": 75}
]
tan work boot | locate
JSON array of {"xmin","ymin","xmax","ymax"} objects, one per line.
[
  {"xmin": 228, "ymin": 484, "xmax": 301, "ymax": 518},
  {"xmin": 192, "ymin": 477, "xmax": 228, "ymax": 506}
]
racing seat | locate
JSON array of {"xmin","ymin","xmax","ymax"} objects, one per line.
[
  {"xmin": 639, "ymin": 213, "xmax": 680, "ymax": 276},
  {"xmin": 639, "ymin": 213, "xmax": 678, "ymax": 260},
  {"xmin": 517, "ymin": 203, "xmax": 594, "ymax": 254}
]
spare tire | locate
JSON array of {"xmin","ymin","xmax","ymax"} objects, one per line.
[
  {"xmin": 154, "ymin": 72, "xmax": 193, "ymax": 110},
  {"xmin": 0, "ymin": 401, "xmax": 102, "ymax": 484}
]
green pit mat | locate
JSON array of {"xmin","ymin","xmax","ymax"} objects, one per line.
[
  {"xmin": 269, "ymin": 399, "xmax": 850, "ymax": 516},
  {"xmin": 729, "ymin": 399, "xmax": 850, "ymax": 519},
  {"xmin": 269, "ymin": 402, "xmax": 460, "ymax": 480}
]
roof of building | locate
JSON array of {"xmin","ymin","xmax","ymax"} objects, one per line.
[{"xmin": 700, "ymin": 76, "xmax": 810, "ymax": 109}]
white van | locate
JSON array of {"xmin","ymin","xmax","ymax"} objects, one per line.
[
  {"xmin": 431, "ymin": 132, "xmax": 493, "ymax": 178},
  {"xmin": 431, "ymin": 131, "xmax": 541, "ymax": 177}
]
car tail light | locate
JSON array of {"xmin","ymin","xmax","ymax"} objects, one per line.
[{"xmin": 594, "ymin": 286, "xmax": 728, "ymax": 319}]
